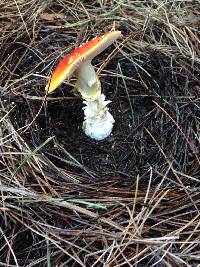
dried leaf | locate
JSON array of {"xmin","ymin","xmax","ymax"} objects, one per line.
[{"xmin": 40, "ymin": 12, "xmax": 65, "ymax": 21}]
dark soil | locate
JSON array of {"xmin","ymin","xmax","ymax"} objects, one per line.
[{"xmin": 10, "ymin": 50, "xmax": 200, "ymax": 184}]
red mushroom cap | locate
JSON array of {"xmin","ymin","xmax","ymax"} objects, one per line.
[{"xmin": 45, "ymin": 31, "xmax": 122, "ymax": 93}]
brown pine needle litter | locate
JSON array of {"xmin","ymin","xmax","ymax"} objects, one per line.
[{"xmin": 0, "ymin": 1, "xmax": 200, "ymax": 266}]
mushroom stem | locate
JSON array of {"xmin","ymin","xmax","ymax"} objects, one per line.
[
  {"xmin": 74, "ymin": 61, "xmax": 115, "ymax": 140},
  {"xmin": 75, "ymin": 61, "xmax": 101, "ymax": 100},
  {"xmin": 82, "ymin": 94, "xmax": 115, "ymax": 141}
]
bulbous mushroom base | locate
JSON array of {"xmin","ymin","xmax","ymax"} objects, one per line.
[
  {"xmin": 82, "ymin": 94, "xmax": 115, "ymax": 141},
  {"xmin": 83, "ymin": 111, "xmax": 115, "ymax": 141}
]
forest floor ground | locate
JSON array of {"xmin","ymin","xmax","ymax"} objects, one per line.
[{"xmin": 0, "ymin": 1, "xmax": 200, "ymax": 266}]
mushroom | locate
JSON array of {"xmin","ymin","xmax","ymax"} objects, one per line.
[{"xmin": 46, "ymin": 30, "xmax": 122, "ymax": 140}]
